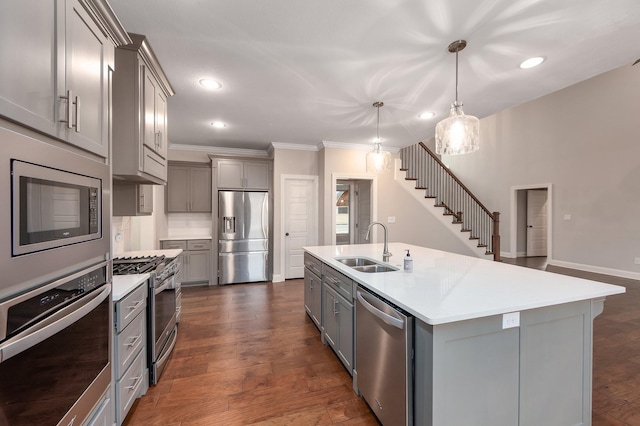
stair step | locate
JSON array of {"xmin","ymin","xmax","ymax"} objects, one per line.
[
  {"xmin": 452, "ymin": 220, "xmax": 463, "ymax": 224},
  {"xmin": 400, "ymin": 168, "xmax": 408, "ymax": 171},
  {"xmin": 477, "ymin": 244, "xmax": 487, "ymax": 248},
  {"xmin": 469, "ymin": 237, "xmax": 479, "ymax": 240},
  {"xmin": 425, "ymin": 195, "xmax": 436, "ymax": 199},
  {"xmin": 461, "ymin": 228, "xmax": 471, "ymax": 232}
]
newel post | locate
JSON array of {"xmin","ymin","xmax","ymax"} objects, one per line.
[{"xmin": 492, "ymin": 212, "xmax": 501, "ymax": 262}]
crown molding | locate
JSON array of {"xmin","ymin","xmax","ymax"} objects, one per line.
[
  {"xmin": 321, "ymin": 140, "xmax": 400, "ymax": 153},
  {"xmin": 270, "ymin": 142, "xmax": 319, "ymax": 151},
  {"xmin": 169, "ymin": 143, "xmax": 270, "ymax": 158}
]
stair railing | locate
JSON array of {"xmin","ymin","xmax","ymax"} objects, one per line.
[{"xmin": 400, "ymin": 142, "xmax": 500, "ymax": 261}]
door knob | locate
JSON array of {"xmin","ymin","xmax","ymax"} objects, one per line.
[{"xmin": 285, "ymin": 233, "xmax": 289, "ymax": 236}]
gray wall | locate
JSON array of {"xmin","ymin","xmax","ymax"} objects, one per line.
[{"xmin": 443, "ymin": 63, "xmax": 640, "ymax": 275}]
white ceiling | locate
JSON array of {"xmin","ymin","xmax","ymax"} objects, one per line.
[{"xmin": 108, "ymin": 0, "xmax": 640, "ymax": 152}]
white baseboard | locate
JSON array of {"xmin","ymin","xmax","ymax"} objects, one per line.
[
  {"xmin": 547, "ymin": 259, "xmax": 640, "ymax": 281},
  {"xmin": 271, "ymin": 273, "xmax": 285, "ymax": 283}
]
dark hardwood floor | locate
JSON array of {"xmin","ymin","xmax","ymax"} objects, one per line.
[
  {"xmin": 123, "ymin": 269, "xmax": 640, "ymax": 425},
  {"xmin": 123, "ymin": 280, "xmax": 379, "ymax": 425}
]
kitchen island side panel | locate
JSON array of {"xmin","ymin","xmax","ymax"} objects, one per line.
[
  {"xmin": 415, "ymin": 299, "xmax": 596, "ymax": 426},
  {"xmin": 415, "ymin": 315, "xmax": 520, "ymax": 426}
]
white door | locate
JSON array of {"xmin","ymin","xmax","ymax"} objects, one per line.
[
  {"xmin": 526, "ymin": 189, "xmax": 548, "ymax": 256},
  {"xmin": 284, "ymin": 177, "xmax": 317, "ymax": 279}
]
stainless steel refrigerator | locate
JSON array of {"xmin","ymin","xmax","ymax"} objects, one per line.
[{"xmin": 218, "ymin": 191, "xmax": 269, "ymax": 284}]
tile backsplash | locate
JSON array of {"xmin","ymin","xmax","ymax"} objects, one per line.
[{"xmin": 167, "ymin": 213, "xmax": 212, "ymax": 237}]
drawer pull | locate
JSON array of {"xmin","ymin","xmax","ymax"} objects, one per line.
[
  {"xmin": 125, "ymin": 375, "xmax": 141, "ymax": 390},
  {"xmin": 127, "ymin": 300, "xmax": 144, "ymax": 311},
  {"xmin": 328, "ymin": 277, "xmax": 339, "ymax": 285},
  {"xmin": 125, "ymin": 334, "xmax": 142, "ymax": 347}
]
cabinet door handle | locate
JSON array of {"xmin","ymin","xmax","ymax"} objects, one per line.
[
  {"xmin": 333, "ymin": 297, "xmax": 339, "ymax": 315},
  {"xmin": 156, "ymin": 131, "xmax": 162, "ymax": 148},
  {"xmin": 60, "ymin": 90, "xmax": 73, "ymax": 129},
  {"xmin": 74, "ymin": 95, "xmax": 80, "ymax": 133}
]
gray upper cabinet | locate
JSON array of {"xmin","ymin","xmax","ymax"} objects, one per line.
[
  {"xmin": 113, "ymin": 183, "xmax": 153, "ymax": 216},
  {"xmin": 0, "ymin": 0, "xmax": 129, "ymax": 158},
  {"xmin": 112, "ymin": 33, "xmax": 174, "ymax": 184},
  {"xmin": 166, "ymin": 162, "xmax": 212, "ymax": 213},
  {"xmin": 217, "ymin": 160, "xmax": 270, "ymax": 190}
]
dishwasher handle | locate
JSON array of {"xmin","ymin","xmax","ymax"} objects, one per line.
[{"xmin": 356, "ymin": 290, "xmax": 405, "ymax": 329}]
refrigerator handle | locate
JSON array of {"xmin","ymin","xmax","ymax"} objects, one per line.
[
  {"xmin": 262, "ymin": 194, "xmax": 268, "ymax": 237},
  {"xmin": 223, "ymin": 216, "xmax": 236, "ymax": 234}
]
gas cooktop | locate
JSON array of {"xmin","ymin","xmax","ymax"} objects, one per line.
[{"xmin": 113, "ymin": 255, "xmax": 165, "ymax": 275}]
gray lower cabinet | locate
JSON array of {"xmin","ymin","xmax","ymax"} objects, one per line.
[
  {"xmin": 321, "ymin": 264, "xmax": 354, "ymax": 375},
  {"xmin": 114, "ymin": 282, "xmax": 148, "ymax": 425},
  {"xmin": 161, "ymin": 239, "xmax": 211, "ymax": 285},
  {"xmin": 303, "ymin": 253, "xmax": 322, "ymax": 330},
  {"xmin": 414, "ymin": 299, "xmax": 595, "ymax": 426},
  {"xmin": 322, "ymin": 283, "xmax": 354, "ymax": 373}
]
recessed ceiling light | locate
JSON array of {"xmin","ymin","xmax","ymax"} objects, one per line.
[
  {"xmin": 418, "ymin": 112, "xmax": 436, "ymax": 120},
  {"xmin": 199, "ymin": 79, "xmax": 222, "ymax": 89},
  {"xmin": 520, "ymin": 57, "xmax": 545, "ymax": 69},
  {"xmin": 210, "ymin": 121, "xmax": 226, "ymax": 128}
]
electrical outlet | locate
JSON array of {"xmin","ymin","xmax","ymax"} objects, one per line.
[
  {"xmin": 635, "ymin": 258, "xmax": 640, "ymax": 265},
  {"xmin": 502, "ymin": 312, "xmax": 520, "ymax": 329},
  {"xmin": 388, "ymin": 216, "xmax": 396, "ymax": 224},
  {"xmin": 563, "ymin": 214, "xmax": 572, "ymax": 220}
]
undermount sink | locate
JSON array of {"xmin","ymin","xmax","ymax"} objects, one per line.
[{"xmin": 335, "ymin": 257, "xmax": 399, "ymax": 273}]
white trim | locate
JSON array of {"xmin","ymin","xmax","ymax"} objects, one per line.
[
  {"xmin": 169, "ymin": 143, "xmax": 271, "ymax": 158},
  {"xmin": 321, "ymin": 140, "xmax": 401, "ymax": 153},
  {"xmin": 270, "ymin": 142, "xmax": 319, "ymax": 151},
  {"xmin": 330, "ymin": 173, "xmax": 377, "ymax": 246},
  {"xmin": 280, "ymin": 174, "xmax": 318, "ymax": 280},
  {"xmin": 510, "ymin": 183, "xmax": 553, "ymax": 260},
  {"xmin": 547, "ymin": 259, "xmax": 640, "ymax": 281}
]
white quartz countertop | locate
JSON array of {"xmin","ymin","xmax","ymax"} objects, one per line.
[
  {"xmin": 159, "ymin": 236, "xmax": 212, "ymax": 241},
  {"xmin": 304, "ymin": 243, "xmax": 626, "ymax": 325},
  {"xmin": 112, "ymin": 274, "xmax": 149, "ymax": 301},
  {"xmin": 115, "ymin": 249, "xmax": 183, "ymax": 259}
]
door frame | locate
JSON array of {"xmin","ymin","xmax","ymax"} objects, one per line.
[
  {"xmin": 510, "ymin": 183, "xmax": 553, "ymax": 260},
  {"xmin": 280, "ymin": 174, "xmax": 318, "ymax": 280},
  {"xmin": 331, "ymin": 173, "xmax": 377, "ymax": 245}
]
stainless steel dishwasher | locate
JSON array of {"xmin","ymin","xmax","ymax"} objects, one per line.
[{"xmin": 356, "ymin": 286, "xmax": 413, "ymax": 426}]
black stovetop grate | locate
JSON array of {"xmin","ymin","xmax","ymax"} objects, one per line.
[{"xmin": 113, "ymin": 255, "xmax": 165, "ymax": 275}]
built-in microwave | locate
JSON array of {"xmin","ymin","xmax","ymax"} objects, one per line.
[
  {"xmin": 11, "ymin": 160, "xmax": 102, "ymax": 256},
  {"xmin": 0, "ymin": 126, "xmax": 110, "ymax": 301}
]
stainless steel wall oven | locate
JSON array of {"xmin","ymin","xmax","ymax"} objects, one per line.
[
  {"xmin": 0, "ymin": 261, "xmax": 112, "ymax": 426},
  {"xmin": 1, "ymin": 127, "xmax": 110, "ymax": 301}
]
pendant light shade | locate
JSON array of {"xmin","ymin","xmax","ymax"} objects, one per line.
[
  {"xmin": 366, "ymin": 101, "xmax": 392, "ymax": 173},
  {"xmin": 435, "ymin": 40, "xmax": 479, "ymax": 155}
]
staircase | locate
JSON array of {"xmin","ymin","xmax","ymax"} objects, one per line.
[{"xmin": 399, "ymin": 142, "xmax": 501, "ymax": 261}]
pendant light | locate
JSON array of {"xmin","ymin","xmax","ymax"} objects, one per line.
[
  {"xmin": 435, "ymin": 40, "xmax": 479, "ymax": 155},
  {"xmin": 366, "ymin": 101, "xmax": 392, "ymax": 173}
]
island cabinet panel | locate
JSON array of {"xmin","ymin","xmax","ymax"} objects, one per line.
[
  {"xmin": 414, "ymin": 299, "xmax": 594, "ymax": 426},
  {"xmin": 303, "ymin": 253, "xmax": 322, "ymax": 330},
  {"xmin": 518, "ymin": 300, "xmax": 592, "ymax": 426}
]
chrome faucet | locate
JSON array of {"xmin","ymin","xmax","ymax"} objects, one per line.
[{"xmin": 365, "ymin": 221, "xmax": 392, "ymax": 261}]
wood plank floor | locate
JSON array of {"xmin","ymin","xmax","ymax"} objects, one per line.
[
  {"xmin": 123, "ymin": 279, "xmax": 379, "ymax": 425},
  {"xmin": 123, "ymin": 271, "xmax": 640, "ymax": 425}
]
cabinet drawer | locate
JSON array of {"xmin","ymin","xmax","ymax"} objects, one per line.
[
  {"xmin": 323, "ymin": 265, "xmax": 353, "ymax": 301},
  {"xmin": 115, "ymin": 283, "xmax": 147, "ymax": 333},
  {"xmin": 187, "ymin": 239, "xmax": 211, "ymax": 250},
  {"xmin": 304, "ymin": 253, "xmax": 322, "ymax": 277},
  {"xmin": 115, "ymin": 311, "xmax": 146, "ymax": 379},
  {"xmin": 117, "ymin": 349, "xmax": 146, "ymax": 424},
  {"xmin": 160, "ymin": 240, "xmax": 187, "ymax": 250}
]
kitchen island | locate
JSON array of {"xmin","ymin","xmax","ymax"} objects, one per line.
[{"xmin": 304, "ymin": 243, "xmax": 625, "ymax": 426}]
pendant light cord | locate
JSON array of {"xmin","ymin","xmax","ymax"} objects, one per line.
[
  {"xmin": 376, "ymin": 104, "xmax": 380, "ymax": 141},
  {"xmin": 455, "ymin": 49, "xmax": 459, "ymax": 106}
]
